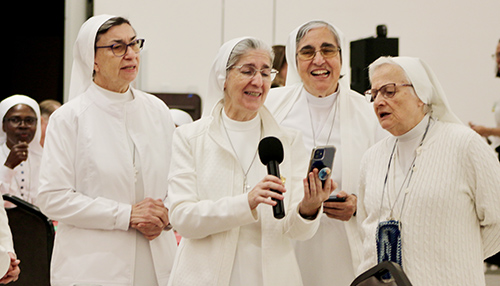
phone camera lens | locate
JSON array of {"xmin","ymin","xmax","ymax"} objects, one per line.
[{"xmin": 314, "ymin": 150, "xmax": 324, "ymax": 159}]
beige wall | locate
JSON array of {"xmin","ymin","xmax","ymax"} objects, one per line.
[{"xmin": 64, "ymin": 0, "xmax": 500, "ymax": 126}]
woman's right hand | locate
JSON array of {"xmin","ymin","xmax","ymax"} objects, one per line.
[
  {"xmin": 4, "ymin": 142, "xmax": 29, "ymax": 169},
  {"xmin": 247, "ymin": 175, "xmax": 286, "ymax": 210}
]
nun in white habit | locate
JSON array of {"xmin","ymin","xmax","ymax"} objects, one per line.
[
  {"xmin": 357, "ymin": 56, "xmax": 500, "ymax": 285},
  {"xmin": 266, "ymin": 20, "xmax": 382, "ymax": 285},
  {"xmin": 167, "ymin": 36, "xmax": 335, "ymax": 285},
  {"xmin": 0, "ymin": 95, "xmax": 43, "ymax": 205},
  {"xmin": 37, "ymin": 15, "xmax": 177, "ymax": 286}
]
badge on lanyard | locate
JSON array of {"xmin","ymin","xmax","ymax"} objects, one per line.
[{"xmin": 376, "ymin": 219, "xmax": 402, "ymax": 279}]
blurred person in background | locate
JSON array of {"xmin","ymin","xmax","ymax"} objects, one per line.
[
  {"xmin": 38, "ymin": 99, "xmax": 61, "ymax": 147},
  {"xmin": 0, "ymin": 95, "xmax": 42, "ymax": 205},
  {"xmin": 271, "ymin": 45, "xmax": 287, "ymax": 88}
]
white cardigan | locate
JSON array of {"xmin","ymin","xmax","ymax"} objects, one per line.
[
  {"xmin": 38, "ymin": 84, "xmax": 177, "ymax": 286},
  {"xmin": 166, "ymin": 102, "xmax": 321, "ymax": 286},
  {"xmin": 266, "ymin": 81, "xmax": 382, "ymax": 275},
  {"xmin": 358, "ymin": 121, "xmax": 500, "ymax": 285}
]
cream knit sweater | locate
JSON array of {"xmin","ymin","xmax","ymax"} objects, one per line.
[{"xmin": 358, "ymin": 120, "xmax": 500, "ymax": 286}]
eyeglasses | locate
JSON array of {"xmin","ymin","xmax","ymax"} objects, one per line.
[
  {"xmin": 296, "ymin": 46, "xmax": 341, "ymax": 61},
  {"xmin": 95, "ymin": 38, "xmax": 145, "ymax": 57},
  {"xmin": 3, "ymin": 116, "xmax": 37, "ymax": 127},
  {"xmin": 231, "ymin": 65, "xmax": 279, "ymax": 82},
  {"xmin": 364, "ymin": 83, "xmax": 413, "ymax": 102}
]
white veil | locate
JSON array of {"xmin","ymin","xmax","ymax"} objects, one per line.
[{"xmin": 68, "ymin": 14, "xmax": 115, "ymax": 101}]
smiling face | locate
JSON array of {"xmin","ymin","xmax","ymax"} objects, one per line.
[
  {"xmin": 370, "ymin": 64, "xmax": 426, "ymax": 136},
  {"xmin": 2, "ymin": 104, "xmax": 37, "ymax": 148},
  {"xmin": 296, "ymin": 27, "xmax": 341, "ymax": 97},
  {"xmin": 223, "ymin": 49, "xmax": 272, "ymax": 121},
  {"xmin": 94, "ymin": 24, "xmax": 139, "ymax": 93}
]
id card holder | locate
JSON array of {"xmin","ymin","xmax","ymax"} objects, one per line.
[{"xmin": 376, "ymin": 219, "xmax": 402, "ymax": 279}]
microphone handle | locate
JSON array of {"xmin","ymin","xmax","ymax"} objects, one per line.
[{"xmin": 267, "ymin": 161, "xmax": 285, "ymax": 219}]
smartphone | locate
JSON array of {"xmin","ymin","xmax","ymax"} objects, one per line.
[
  {"xmin": 307, "ymin": 145, "xmax": 336, "ymax": 188},
  {"xmin": 325, "ymin": 195, "xmax": 346, "ymax": 202}
]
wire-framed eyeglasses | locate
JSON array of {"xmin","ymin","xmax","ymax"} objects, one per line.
[
  {"xmin": 296, "ymin": 46, "xmax": 341, "ymax": 61},
  {"xmin": 364, "ymin": 83, "xmax": 413, "ymax": 102},
  {"xmin": 95, "ymin": 38, "xmax": 145, "ymax": 57},
  {"xmin": 231, "ymin": 65, "xmax": 279, "ymax": 82},
  {"xmin": 3, "ymin": 116, "xmax": 37, "ymax": 127}
]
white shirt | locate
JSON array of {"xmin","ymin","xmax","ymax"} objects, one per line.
[
  {"xmin": 38, "ymin": 83, "xmax": 177, "ymax": 286},
  {"xmin": 0, "ymin": 143, "xmax": 41, "ymax": 204},
  {"xmin": 221, "ymin": 110, "xmax": 263, "ymax": 286}
]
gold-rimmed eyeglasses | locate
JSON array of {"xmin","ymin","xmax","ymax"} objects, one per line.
[
  {"xmin": 231, "ymin": 65, "xmax": 279, "ymax": 82},
  {"xmin": 364, "ymin": 83, "xmax": 413, "ymax": 102},
  {"xmin": 296, "ymin": 46, "xmax": 341, "ymax": 61},
  {"xmin": 96, "ymin": 38, "xmax": 145, "ymax": 57}
]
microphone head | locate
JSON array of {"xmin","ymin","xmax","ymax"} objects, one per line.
[{"xmin": 258, "ymin": 136, "xmax": 284, "ymax": 165}]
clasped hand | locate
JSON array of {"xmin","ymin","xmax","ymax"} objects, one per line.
[
  {"xmin": 0, "ymin": 252, "xmax": 20, "ymax": 284},
  {"xmin": 130, "ymin": 198, "xmax": 170, "ymax": 240}
]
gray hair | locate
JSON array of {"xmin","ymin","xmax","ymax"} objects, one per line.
[
  {"xmin": 226, "ymin": 38, "xmax": 274, "ymax": 71},
  {"xmin": 39, "ymin": 99, "xmax": 61, "ymax": 118},
  {"xmin": 296, "ymin": 20, "xmax": 341, "ymax": 49},
  {"xmin": 369, "ymin": 56, "xmax": 431, "ymax": 114}
]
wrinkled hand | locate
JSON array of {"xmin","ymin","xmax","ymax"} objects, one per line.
[
  {"xmin": 323, "ymin": 191, "xmax": 358, "ymax": 221},
  {"xmin": 247, "ymin": 175, "xmax": 286, "ymax": 210},
  {"xmin": 0, "ymin": 252, "xmax": 20, "ymax": 284},
  {"xmin": 323, "ymin": 190, "xmax": 357, "ymax": 221},
  {"xmin": 299, "ymin": 168, "xmax": 337, "ymax": 218},
  {"xmin": 4, "ymin": 142, "xmax": 29, "ymax": 169},
  {"xmin": 130, "ymin": 198, "xmax": 169, "ymax": 240}
]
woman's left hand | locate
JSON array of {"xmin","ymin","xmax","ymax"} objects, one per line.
[
  {"xmin": 323, "ymin": 190, "xmax": 357, "ymax": 221},
  {"xmin": 299, "ymin": 168, "xmax": 337, "ymax": 218}
]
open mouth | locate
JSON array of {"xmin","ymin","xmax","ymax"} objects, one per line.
[
  {"xmin": 244, "ymin": 91, "xmax": 261, "ymax": 97},
  {"xmin": 379, "ymin": 112, "xmax": 391, "ymax": 119},
  {"xmin": 121, "ymin": 65, "xmax": 136, "ymax": 70},
  {"xmin": 311, "ymin": 70, "xmax": 330, "ymax": 77}
]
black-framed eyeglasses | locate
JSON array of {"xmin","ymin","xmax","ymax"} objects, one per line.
[
  {"xmin": 231, "ymin": 65, "xmax": 279, "ymax": 82},
  {"xmin": 364, "ymin": 83, "xmax": 413, "ymax": 102},
  {"xmin": 95, "ymin": 38, "xmax": 145, "ymax": 57},
  {"xmin": 296, "ymin": 46, "xmax": 341, "ymax": 61},
  {"xmin": 3, "ymin": 116, "xmax": 37, "ymax": 127}
]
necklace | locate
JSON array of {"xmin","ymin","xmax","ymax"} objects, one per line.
[
  {"xmin": 307, "ymin": 92, "xmax": 339, "ymax": 147},
  {"xmin": 378, "ymin": 116, "xmax": 432, "ymax": 223},
  {"xmin": 221, "ymin": 111, "xmax": 262, "ymax": 193}
]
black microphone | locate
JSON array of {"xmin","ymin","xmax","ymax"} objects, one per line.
[{"xmin": 258, "ymin": 136, "xmax": 285, "ymax": 219}]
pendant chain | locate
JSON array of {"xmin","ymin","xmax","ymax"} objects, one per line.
[
  {"xmin": 221, "ymin": 112, "xmax": 262, "ymax": 192},
  {"xmin": 308, "ymin": 93, "xmax": 339, "ymax": 147},
  {"xmin": 378, "ymin": 116, "xmax": 432, "ymax": 223}
]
